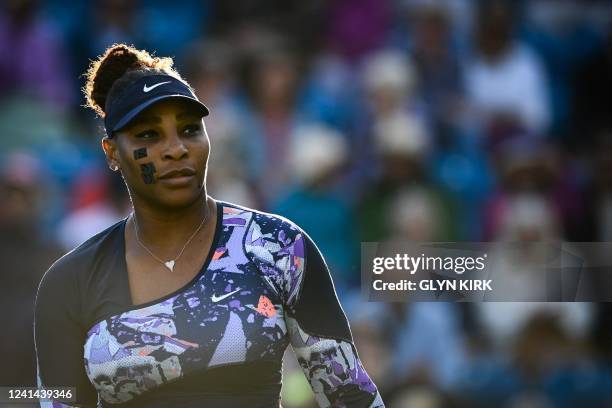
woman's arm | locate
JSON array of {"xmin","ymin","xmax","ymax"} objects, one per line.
[
  {"xmin": 282, "ymin": 231, "xmax": 384, "ymax": 407},
  {"xmin": 286, "ymin": 317, "xmax": 384, "ymax": 407},
  {"xmin": 34, "ymin": 258, "xmax": 99, "ymax": 408}
]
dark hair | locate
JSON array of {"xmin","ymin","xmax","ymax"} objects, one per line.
[{"xmin": 83, "ymin": 44, "xmax": 184, "ymax": 117}]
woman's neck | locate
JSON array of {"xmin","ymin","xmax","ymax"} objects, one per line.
[{"xmin": 129, "ymin": 194, "xmax": 214, "ymax": 252}]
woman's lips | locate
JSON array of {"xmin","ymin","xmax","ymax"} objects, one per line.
[
  {"xmin": 158, "ymin": 168, "xmax": 196, "ymax": 186},
  {"xmin": 159, "ymin": 167, "xmax": 196, "ymax": 179},
  {"xmin": 159, "ymin": 176, "xmax": 194, "ymax": 187}
]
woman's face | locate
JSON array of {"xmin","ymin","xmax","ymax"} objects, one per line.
[{"xmin": 102, "ymin": 98, "xmax": 210, "ymax": 210}]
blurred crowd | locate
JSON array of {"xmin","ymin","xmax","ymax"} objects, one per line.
[{"xmin": 2, "ymin": 0, "xmax": 612, "ymax": 406}]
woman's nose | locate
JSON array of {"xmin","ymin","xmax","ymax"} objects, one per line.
[{"xmin": 163, "ymin": 131, "xmax": 188, "ymax": 160}]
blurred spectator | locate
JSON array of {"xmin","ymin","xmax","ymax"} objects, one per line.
[
  {"xmin": 273, "ymin": 125, "xmax": 359, "ymax": 286},
  {"xmin": 184, "ymin": 39, "xmax": 257, "ymax": 207},
  {"xmin": 524, "ymin": 0, "xmax": 603, "ymax": 140},
  {"xmin": 0, "ymin": 153, "xmax": 63, "ymax": 387},
  {"xmin": 362, "ymin": 51, "xmax": 419, "ymax": 120},
  {"xmin": 459, "ymin": 310, "xmax": 593, "ymax": 407},
  {"xmin": 464, "ymin": 0, "xmax": 550, "ymax": 139},
  {"xmin": 386, "ymin": 385, "xmax": 451, "ymax": 408},
  {"xmin": 342, "ymin": 292, "xmax": 393, "ymax": 390},
  {"xmin": 57, "ymin": 169, "xmax": 129, "ymax": 250},
  {"xmin": 391, "ymin": 303, "xmax": 468, "ymax": 391},
  {"xmin": 356, "ymin": 106, "xmax": 457, "ymax": 242},
  {"xmin": 512, "ymin": 313, "xmax": 584, "ymax": 381},
  {"xmin": 211, "ymin": 1, "xmax": 325, "ymax": 55},
  {"xmin": 0, "ymin": 0, "xmax": 72, "ymax": 109},
  {"xmin": 466, "ymin": 192, "xmax": 594, "ymax": 405},
  {"xmin": 406, "ymin": 1, "xmax": 467, "ymax": 143},
  {"xmin": 387, "ymin": 187, "xmax": 443, "ymax": 242},
  {"xmin": 474, "ymin": 193, "xmax": 593, "ymax": 393},
  {"xmin": 398, "ymin": 0, "xmax": 475, "ymax": 48},
  {"xmin": 325, "ymin": 0, "xmax": 392, "ymax": 61},
  {"xmin": 484, "ymin": 139, "xmax": 558, "ymax": 237},
  {"xmin": 429, "ymin": 131, "xmax": 494, "ymax": 240},
  {"xmin": 88, "ymin": 0, "xmax": 137, "ymax": 55},
  {"xmin": 483, "ymin": 135, "xmax": 587, "ymax": 241},
  {"xmin": 380, "ymin": 183, "xmax": 467, "ymax": 393},
  {"xmin": 299, "ymin": 52, "xmax": 360, "ymax": 133},
  {"xmin": 241, "ymin": 42, "xmax": 306, "ymax": 206},
  {"xmin": 350, "ymin": 50, "xmax": 430, "ymax": 198},
  {"xmin": 496, "ymin": 193, "xmax": 560, "ymax": 243},
  {"xmin": 0, "ymin": 97, "xmax": 70, "ymax": 152},
  {"xmin": 136, "ymin": 0, "xmax": 208, "ymax": 57}
]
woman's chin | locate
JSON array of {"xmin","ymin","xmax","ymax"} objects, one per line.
[
  {"xmin": 147, "ymin": 185, "xmax": 206, "ymax": 209},
  {"xmin": 158, "ymin": 174, "xmax": 197, "ymax": 188}
]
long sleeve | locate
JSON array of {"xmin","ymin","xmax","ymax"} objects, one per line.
[
  {"xmin": 34, "ymin": 258, "xmax": 99, "ymax": 408},
  {"xmin": 283, "ymin": 232, "xmax": 384, "ymax": 408}
]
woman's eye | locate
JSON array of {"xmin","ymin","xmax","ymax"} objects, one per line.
[
  {"xmin": 135, "ymin": 130, "xmax": 157, "ymax": 139},
  {"xmin": 182, "ymin": 124, "xmax": 202, "ymax": 137}
]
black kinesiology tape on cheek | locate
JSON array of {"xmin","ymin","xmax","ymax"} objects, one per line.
[
  {"xmin": 133, "ymin": 148, "xmax": 148, "ymax": 160},
  {"xmin": 140, "ymin": 163, "xmax": 156, "ymax": 184}
]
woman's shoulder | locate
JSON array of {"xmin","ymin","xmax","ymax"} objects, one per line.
[
  {"xmin": 220, "ymin": 200, "xmax": 305, "ymax": 261},
  {"xmin": 39, "ymin": 219, "xmax": 126, "ymax": 291},
  {"xmin": 220, "ymin": 200, "xmax": 303, "ymax": 237},
  {"xmin": 220, "ymin": 201, "xmax": 307, "ymax": 303}
]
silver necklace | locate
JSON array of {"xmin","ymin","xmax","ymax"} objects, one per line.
[{"xmin": 131, "ymin": 200, "xmax": 211, "ymax": 272}]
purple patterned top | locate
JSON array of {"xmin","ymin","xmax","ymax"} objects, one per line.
[{"xmin": 35, "ymin": 201, "xmax": 384, "ymax": 407}]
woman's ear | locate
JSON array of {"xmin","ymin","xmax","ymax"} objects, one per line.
[{"xmin": 102, "ymin": 136, "xmax": 120, "ymax": 171}]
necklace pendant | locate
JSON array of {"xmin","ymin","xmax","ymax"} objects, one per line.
[{"xmin": 164, "ymin": 260, "xmax": 176, "ymax": 272}]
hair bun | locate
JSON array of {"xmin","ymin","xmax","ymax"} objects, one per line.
[{"xmin": 84, "ymin": 44, "xmax": 176, "ymax": 118}]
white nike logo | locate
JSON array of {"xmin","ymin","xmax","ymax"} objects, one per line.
[
  {"xmin": 143, "ymin": 81, "xmax": 171, "ymax": 92},
  {"xmin": 211, "ymin": 288, "xmax": 241, "ymax": 303}
]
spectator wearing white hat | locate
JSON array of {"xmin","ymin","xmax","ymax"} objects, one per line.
[{"xmin": 273, "ymin": 124, "xmax": 360, "ymax": 287}]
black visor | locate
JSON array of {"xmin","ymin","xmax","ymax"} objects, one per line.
[{"xmin": 104, "ymin": 74, "xmax": 209, "ymax": 136}]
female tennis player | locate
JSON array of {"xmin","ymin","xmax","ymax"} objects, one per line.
[{"xmin": 34, "ymin": 44, "xmax": 384, "ymax": 408}]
